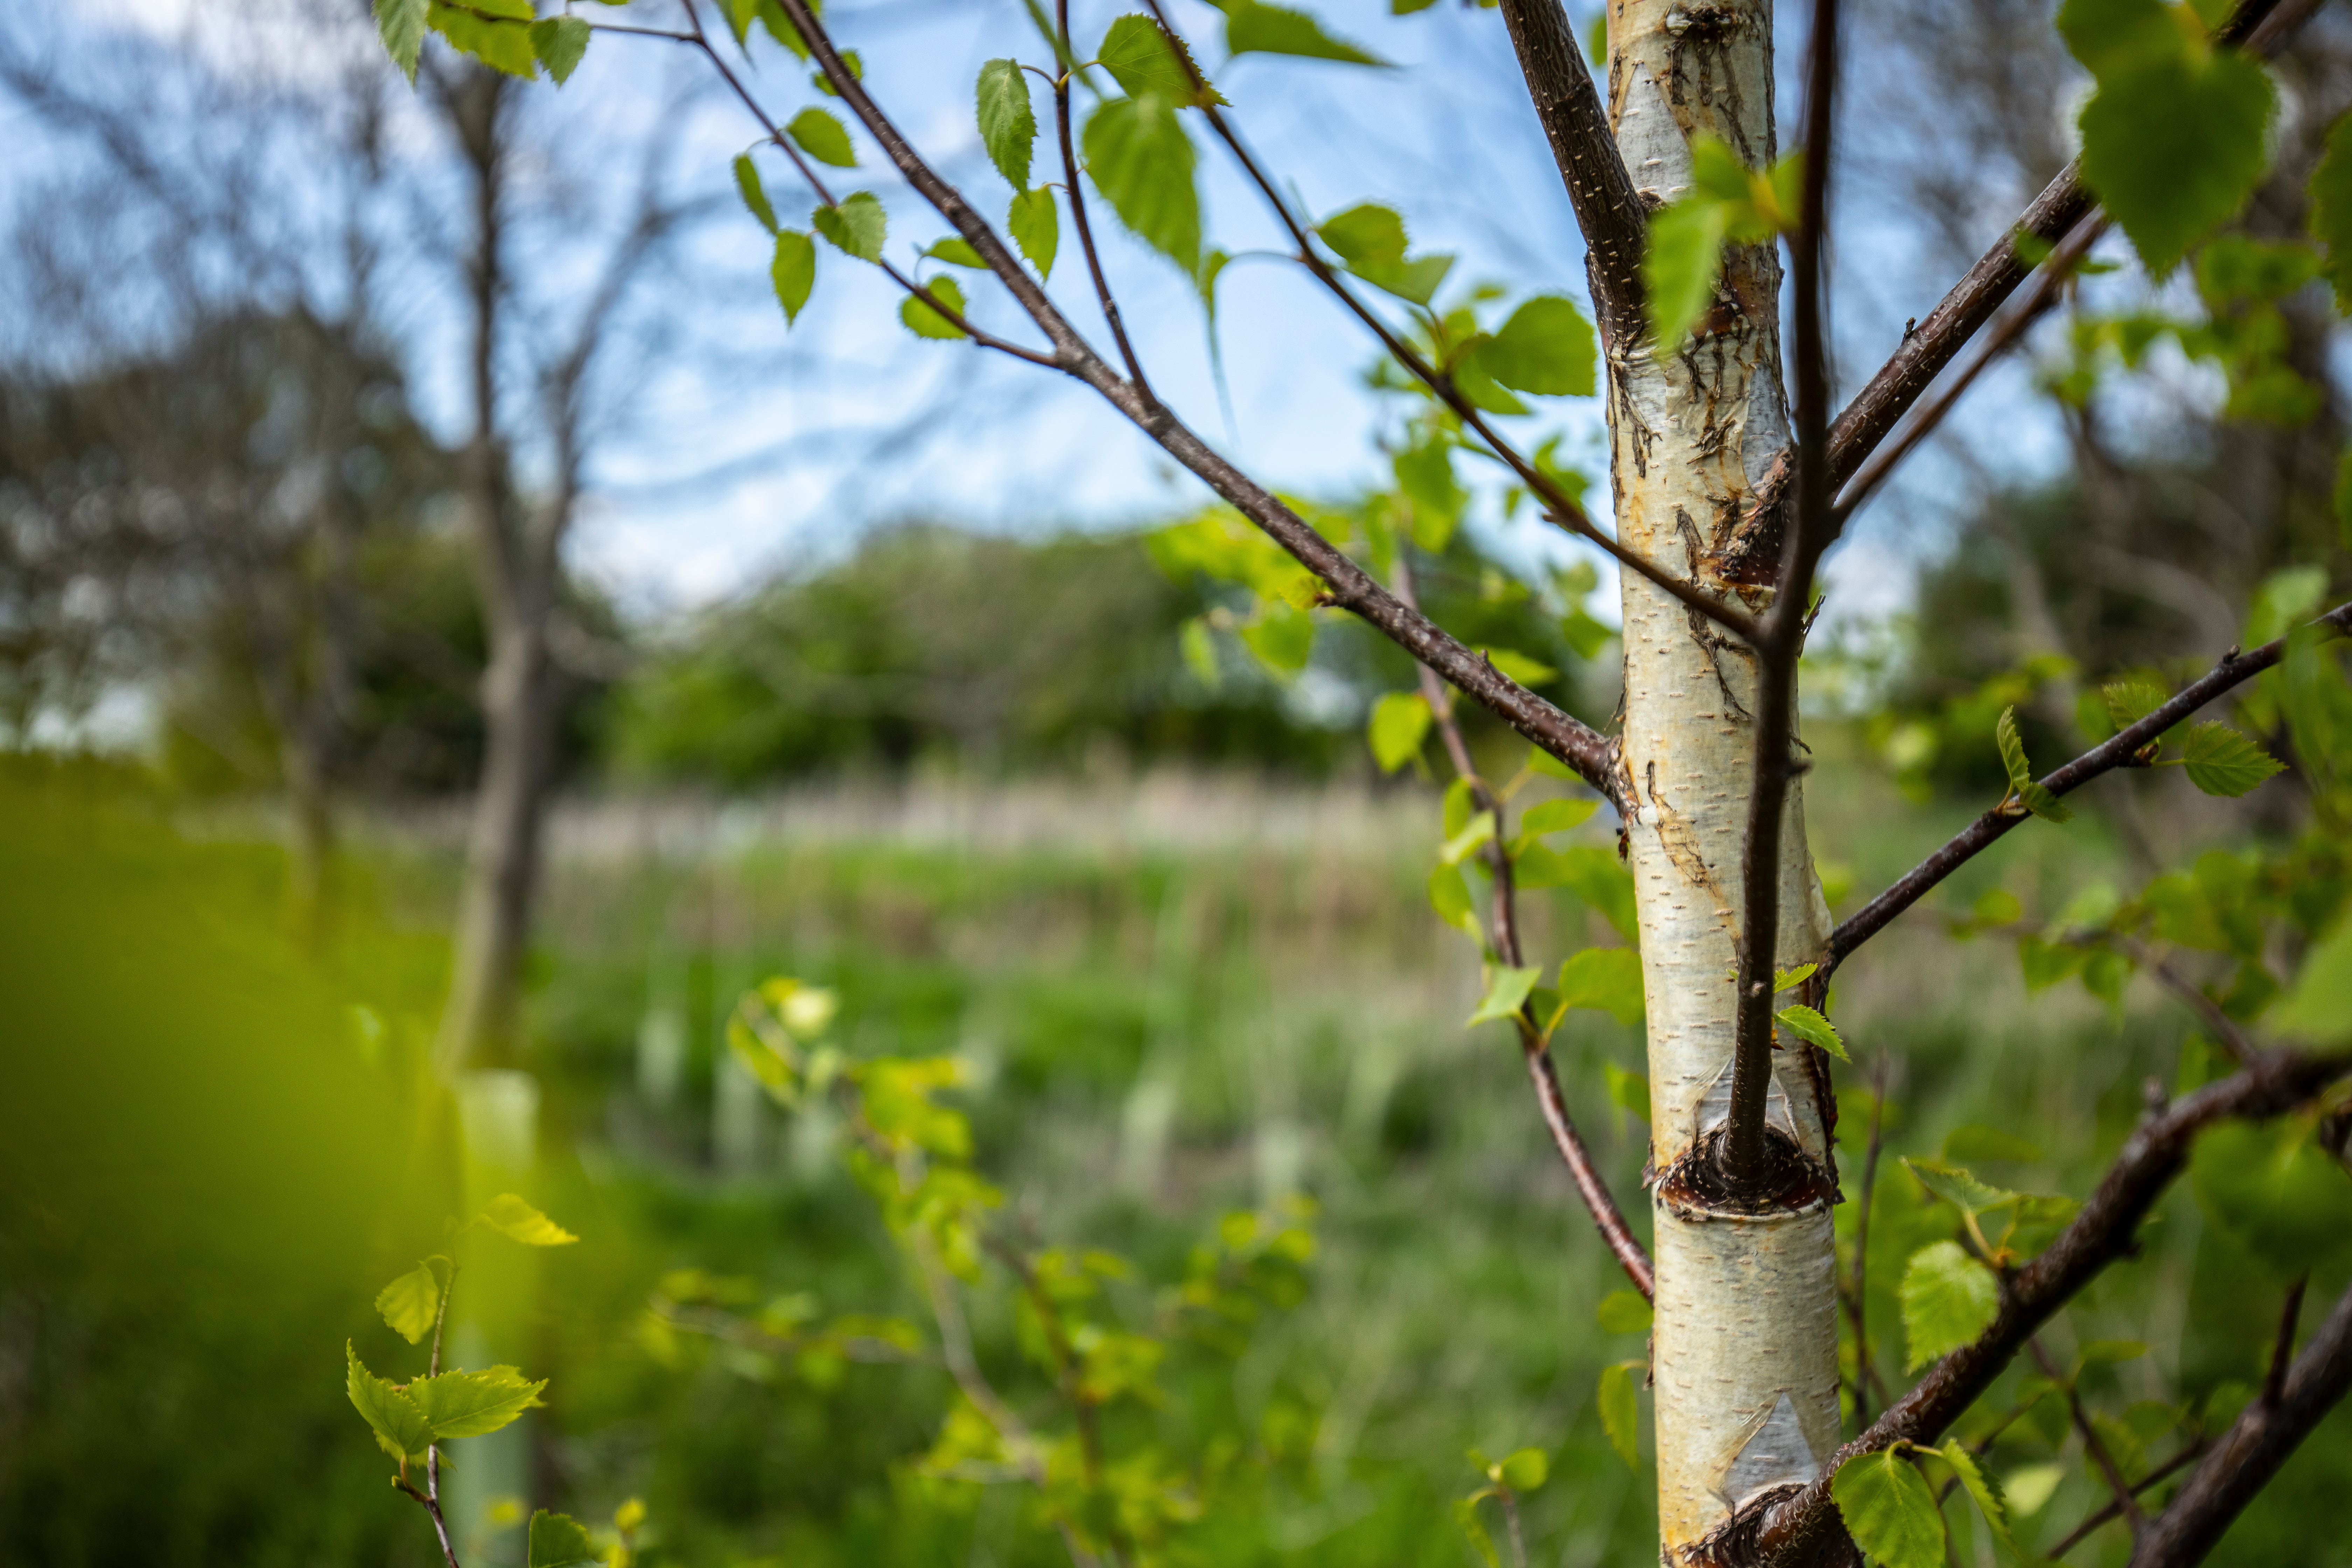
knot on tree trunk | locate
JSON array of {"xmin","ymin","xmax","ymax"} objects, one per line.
[{"xmin": 1658, "ymin": 1123, "xmax": 1839, "ymax": 1218}]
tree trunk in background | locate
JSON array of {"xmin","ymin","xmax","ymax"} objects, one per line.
[{"xmin": 1604, "ymin": 1, "xmax": 1844, "ymax": 1556}]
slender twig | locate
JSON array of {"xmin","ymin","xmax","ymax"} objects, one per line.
[
  {"xmin": 1393, "ymin": 555, "xmax": 1655, "ymax": 1298},
  {"xmin": 1750, "ymin": 1048, "xmax": 2352, "ymax": 1567},
  {"xmin": 2032, "ymin": 1338, "xmax": 2144, "ymax": 1534},
  {"xmin": 1051, "ymin": 0, "xmax": 1152, "ymax": 399},
  {"xmin": 2129, "ymin": 1277, "xmax": 2352, "ymax": 1567},
  {"xmin": 1720, "ymin": 0, "xmax": 1841, "ymax": 1181},
  {"xmin": 2045, "ymin": 1441, "xmax": 2207, "ymax": 1558},
  {"xmin": 1829, "ymin": 602, "xmax": 2352, "ymax": 973},
  {"xmin": 1832, "ymin": 215, "xmax": 2108, "ymax": 522},
  {"xmin": 2109, "ymin": 935, "xmax": 2261, "ymax": 1066},
  {"xmin": 1846, "ymin": 1058, "xmax": 1890, "ymax": 1424},
  {"xmin": 2263, "ymin": 1276, "xmax": 2308, "ymax": 1411},
  {"xmin": 1135, "ymin": 1, "xmax": 1766, "ymax": 647}
]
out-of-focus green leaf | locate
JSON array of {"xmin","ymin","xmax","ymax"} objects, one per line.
[
  {"xmin": 1518, "ymin": 797, "xmax": 1597, "ymax": 838},
  {"xmin": 1428, "ymin": 861, "xmax": 1478, "ymax": 935},
  {"xmin": 1367, "ymin": 691, "xmax": 1432, "ymax": 772},
  {"xmin": 924, "ymin": 238, "xmax": 987, "ymax": 268},
  {"xmin": 1558, "ymin": 947, "xmax": 1645, "ymax": 1026},
  {"xmin": 2192, "ymin": 1115, "xmax": 2352, "ymax": 1273},
  {"xmin": 2270, "ymin": 916, "xmax": 2352, "ymax": 1042},
  {"xmin": 1468, "ymin": 296, "xmax": 1596, "ymax": 397},
  {"xmin": 1902, "ymin": 1241, "xmax": 1998, "ymax": 1369},
  {"xmin": 476, "ymin": 1194, "xmax": 578, "ymax": 1246},
  {"xmin": 1482, "ymin": 646, "xmax": 1557, "ymax": 686},
  {"xmin": 1452, "ymin": 1496, "xmax": 1500, "ymax": 1567},
  {"xmin": 1596, "ymin": 1289, "xmax": 1652, "ymax": 1335},
  {"xmin": 734, "ymin": 154, "xmax": 780, "ymax": 234},
  {"xmin": 1467, "ymin": 963, "xmax": 1541, "ymax": 1026},
  {"xmin": 1903, "ymin": 1159, "xmax": 2021, "ymax": 1215},
  {"xmin": 374, "ymin": 0, "xmax": 428, "ymax": 84},
  {"xmin": 528, "ymin": 16, "xmax": 590, "ymax": 84},
  {"xmin": 771, "ymin": 230, "xmax": 817, "ymax": 323},
  {"xmin": 1225, "ymin": 1, "xmax": 1388, "ymax": 65},
  {"xmin": 2310, "ymin": 112, "xmax": 2352, "ymax": 312},
  {"xmin": 900, "ymin": 276, "xmax": 969, "ymax": 340},
  {"xmin": 1081, "ymin": 93, "xmax": 1200, "ymax": 273},
  {"xmin": 1098, "ymin": 14, "xmax": 1226, "ymax": 105},
  {"xmin": 1499, "ymin": 1447, "xmax": 1549, "ymax": 1491},
  {"xmin": 812, "ymin": 192, "xmax": 887, "ymax": 262},
  {"xmin": 1317, "ymin": 203, "xmax": 1407, "ymax": 265},
  {"xmin": 528, "ymin": 1510, "xmax": 602, "ymax": 1568},
  {"xmin": 1009, "ymin": 186, "xmax": 1058, "ymax": 278},
  {"xmin": 1598, "ymin": 1360, "xmax": 1642, "ymax": 1468},
  {"xmin": 375, "ymin": 1259, "xmax": 449, "ymax": 1345},
  {"xmin": 1605, "ymin": 1062, "xmax": 1650, "ymax": 1124},
  {"xmin": 1644, "ymin": 197, "xmax": 1731, "ymax": 351},
  {"xmin": 787, "ymin": 107, "xmax": 858, "ymax": 167}
]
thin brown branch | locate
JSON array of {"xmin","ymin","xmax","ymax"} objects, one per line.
[
  {"xmin": 1393, "ymin": 556, "xmax": 1655, "ymax": 1298},
  {"xmin": 1492, "ymin": 0, "xmax": 1647, "ymax": 347},
  {"xmin": 2262, "ymin": 1276, "xmax": 2308, "ymax": 1412},
  {"xmin": 2109, "ymin": 935, "xmax": 2260, "ymax": 1067},
  {"xmin": 2034, "ymin": 1337, "xmax": 2145, "ymax": 1534},
  {"xmin": 395, "ymin": 1480, "xmax": 464, "ymax": 1568},
  {"xmin": 1053, "ymin": 0, "xmax": 1153, "ymax": 397},
  {"xmin": 2129, "ymin": 1276, "xmax": 2352, "ymax": 1567},
  {"xmin": 746, "ymin": 0, "xmax": 1626, "ymax": 803},
  {"xmin": 1751, "ymin": 1048, "xmax": 2352, "ymax": 1567},
  {"xmin": 1722, "ymin": 0, "xmax": 1839, "ymax": 1182},
  {"xmin": 2047, "ymin": 1441, "xmax": 2207, "ymax": 1559},
  {"xmin": 1829, "ymin": 601, "xmax": 2352, "ymax": 971}
]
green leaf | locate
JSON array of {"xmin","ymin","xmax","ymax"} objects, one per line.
[
  {"xmin": 900, "ymin": 276, "xmax": 969, "ymax": 341},
  {"xmin": 476, "ymin": 1194, "xmax": 579, "ymax": 1247},
  {"xmin": 812, "ymin": 192, "xmax": 887, "ymax": 262},
  {"xmin": 1499, "ymin": 1447, "xmax": 1549, "ymax": 1491},
  {"xmin": 771, "ymin": 230, "xmax": 817, "ymax": 324},
  {"xmin": 1558, "ymin": 947, "xmax": 1645, "ymax": 1027},
  {"xmin": 1367, "ymin": 691, "xmax": 1433, "ymax": 772},
  {"xmin": 1351, "ymin": 252, "xmax": 1455, "ymax": 307},
  {"xmin": 1942, "ymin": 1125, "xmax": 2043, "ymax": 1164},
  {"xmin": 925, "ymin": 238, "xmax": 987, "ymax": 268},
  {"xmin": 2070, "ymin": 27, "xmax": 2275, "ymax": 278},
  {"xmin": 1482, "ymin": 646, "xmax": 1557, "ymax": 686},
  {"xmin": 1901, "ymin": 1241, "xmax": 2000, "ymax": 1370},
  {"xmin": 2181, "ymin": 721, "xmax": 2285, "ymax": 796},
  {"xmin": 2004, "ymin": 1462, "xmax": 2065, "ymax": 1517},
  {"xmin": 1605, "ymin": 1062, "xmax": 1650, "ymax": 1124},
  {"xmin": 1644, "ymin": 195, "xmax": 1732, "ymax": 350},
  {"xmin": 528, "ymin": 1510, "xmax": 603, "ymax": 1568},
  {"xmin": 1317, "ymin": 203, "xmax": 1407, "ymax": 266},
  {"xmin": 1428, "ymin": 861, "xmax": 1478, "ymax": 935},
  {"xmin": 2192, "ymin": 1115, "xmax": 2352, "ymax": 1273},
  {"xmin": 374, "ymin": 0, "xmax": 429, "ymax": 83},
  {"xmin": 1517, "ymin": 844, "xmax": 1639, "ymax": 941},
  {"xmin": 2103, "ymin": 678, "xmax": 2169, "ymax": 733},
  {"xmin": 1996, "ymin": 706, "xmax": 2074, "ymax": 821},
  {"xmin": 345, "ymin": 1343, "xmax": 432, "ymax": 1462},
  {"xmin": 810, "ymin": 47, "xmax": 862, "ymax": 97},
  {"xmin": 1597, "ymin": 1360, "xmax": 1642, "ymax": 1468},
  {"xmin": 734, "ymin": 154, "xmax": 780, "ymax": 234},
  {"xmin": 375, "ymin": 1259, "xmax": 448, "ymax": 1345},
  {"xmin": 1225, "ymin": 1, "xmax": 1388, "ymax": 65},
  {"xmin": 1832, "ymin": 1448, "xmax": 1947, "ymax": 1568},
  {"xmin": 1595, "ymin": 1289, "xmax": 1653, "ymax": 1335},
  {"xmin": 1469, "ymin": 296, "xmax": 1597, "ymax": 397},
  {"xmin": 1903, "ymin": 1158, "xmax": 2022, "ymax": 1216},
  {"xmin": 528, "ymin": 15, "xmax": 590, "ymax": 84},
  {"xmin": 975, "ymin": 59, "xmax": 1035, "ymax": 189},
  {"xmin": 1081, "ymin": 93, "xmax": 1200, "ymax": 274},
  {"xmin": 410, "ymin": 1364, "xmax": 547, "ymax": 1440},
  {"xmin": 1393, "ymin": 436, "xmax": 1463, "ymax": 551},
  {"xmin": 2271, "ymin": 916, "xmax": 2352, "ymax": 1043},
  {"xmin": 1774, "ymin": 1003, "xmax": 1846, "ymax": 1060},
  {"xmin": 1452, "ymin": 1496, "xmax": 1501, "ymax": 1567},
  {"xmin": 1009, "ymin": 187, "xmax": 1059, "ymax": 278},
  {"xmin": 1772, "ymin": 962, "xmax": 1818, "ymax": 992},
  {"xmin": 1239, "ymin": 601, "xmax": 1312, "ymax": 673},
  {"xmin": 1936, "ymin": 1440, "xmax": 2016, "ymax": 1556},
  {"xmin": 2310, "ymin": 111, "xmax": 2352, "ymax": 312},
  {"xmin": 426, "ymin": 1, "xmax": 537, "ymax": 77},
  {"xmin": 1468, "ymin": 963, "xmax": 1542, "ymax": 1026},
  {"xmin": 1518, "ymin": 797, "xmax": 1597, "ymax": 837},
  {"xmin": 1097, "ymin": 14, "xmax": 1226, "ymax": 105},
  {"xmin": 787, "ymin": 107, "xmax": 857, "ymax": 168}
]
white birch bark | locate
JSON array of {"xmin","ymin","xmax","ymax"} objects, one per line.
[{"xmin": 1603, "ymin": 0, "xmax": 1843, "ymax": 1555}]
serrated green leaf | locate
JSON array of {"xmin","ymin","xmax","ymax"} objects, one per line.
[
  {"xmin": 1937, "ymin": 1440, "xmax": 2016, "ymax": 1556},
  {"xmin": 1225, "ymin": 0, "xmax": 1388, "ymax": 65},
  {"xmin": 787, "ymin": 107, "xmax": 857, "ymax": 168},
  {"xmin": 1903, "ymin": 1158, "xmax": 2022, "ymax": 1215},
  {"xmin": 2103, "ymin": 678, "xmax": 2169, "ymax": 733},
  {"xmin": 1596, "ymin": 1289, "xmax": 1653, "ymax": 1335},
  {"xmin": 925, "ymin": 238, "xmax": 987, "ymax": 267},
  {"xmin": 346, "ymin": 1342, "xmax": 434, "ymax": 1462},
  {"xmin": 2310, "ymin": 111, "xmax": 2352, "ymax": 312},
  {"xmin": 427, "ymin": 1, "xmax": 537, "ymax": 77},
  {"xmin": 1468, "ymin": 963, "xmax": 1541, "ymax": 1026},
  {"xmin": 528, "ymin": 15, "xmax": 590, "ymax": 84},
  {"xmin": 1097, "ymin": 13, "xmax": 1226, "ymax": 105},
  {"xmin": 528, "ymin": 1510, "xmax": 603, "ymax": 1568},
  {"xmin": 1774, "ymin": 961, "xmax": 1818, "ymax": 993},
  {"xmin": 374, "ymin": 0, "xmax": 429, "ymax": 83},
  {"xmin": 1902, "ymin": 1240, "xmax": 2000, "ymax": 1370},
  {"xmin": 812, "ymin": 192, "xmax": 887, "ymax": 262},
  {"xmin": 1597, "ymin": 1360, "xmax": 1641, "ymax": 1468},
  {"xmin": 1351, "ymin": 252, "xmax": 1454, "ymax": 307},
  {"xmin": 1469, "ymin": 295, "xmax": 1596, "ymax": 397},
  {"xmin": 771, "ymin": 230, "xmax": 816, "ymax": 324},
  {"xmin": 1644, "ymin": 195, "xmax": 1732, "ymax": 351},
  {"xmin": 2072, "ymin": 34, "xmax": 2274, "ymax": 279},
  {"xmin": 975, "ymin": 59, "xmax": 1035, "ymax": 189},
  {"xmin": 1774, "ymin": 1003, "xmax": 1847, "ymax": 1060},
  {"xmin": 1519, "ymin": 797, "xmax": 1597, "ymax": 837},
  {"xmin": 734, "ymin": 154, "xmax": 780, "ymax": 234},
  {"xmin": 375, "ymin": 1259, "xmax": 449, "ymax": 1345},
  {"xmin": 476, "ymin": 1194, "xmax": 578, "ymax": 1247},
  {"xmin": 1367, "ymin": 690, "xmax": 1432, "ymax": 772},
  {"xmin": 1832, "ymin": 1448, "xmax": 1947, "ymax": 1568},
  {"xmin": 1995, "ymin": 705, "xmax": 2034, "ymax": 791},
  {"xmin": 810, "ymin": 47, "xmax": 862, "ymax": 97},
  {"xmin": 1499, "ymin": 1447, "xmax": 1548, "ymax": 1491},
  {"xmin": 1317, "ymin": 203, "xmax": 1407, "ymax": 265},
  {"xmin": 2017, "ymin": 780, "xmax": 2075, "ymax": 823},
  {"xmin": 1081, "ymin": 93, "xmax": 1199, "ymax": 274},
  {"xmin": 411, "ymin": 1364, "xmax": 547, "ymax": 1440},
  {"xmin": 900, "ymin": 276, "xmax": 969, "ymax": 341},
  {"xmin": 1559, "ymin": 947, "xmax": 1645, "ymax": 1027},
  {"xmin": 2181, "ymin": 721, "xmax": 2284, "ymax": 796},
  {"xmin": 1428, "ymin": 861, "xmax": 1478, "ymax": 935},
  {"xmin": 1009, "ymin": 186, "xmax": 1058, "ymax": 278}
]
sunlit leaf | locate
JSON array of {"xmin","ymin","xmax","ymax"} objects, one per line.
[
  {"xmin": 1644, "ymin": 196, "xmax": 1732, "ymax": 351},
  {"xmin": 345, "ymin": 1343, "xmax": 432, "ymax": 1462},
  {"xmin": 1595, "ymin": 1289, "xmax": 1652, "ymax": 1335},
  {"xmin": 2181, "ymin": 721, "xmax": 2284, "ymax": 796},
  {"xmin": 1499, "ymin": 1447, "xmax": 1549, "ymax": 1491},
  {"xmin": 1468, "ymin": 295, "xmax": 1596, "ymax": 397},
  {"xmin": 375, "ymin": 1259, "xmax": 449, "ymax": 1345},
  {"xmin": 1936, "ymin": 1439, "xmax": 2015, "ymax": 1556},
  {"xmin": 975, "ymin": 59, "xmax": 1035, "ymax": 188},
  {"xmin": 812, "ymin": 192, "xmax": 887, "ymax": 262},
  {"xmin": 1558, "ymin": 947, "xmax": 1644, "ymax": 1027},
  {"xmin": 1597, "ymin": 1360, "xmax": 1642, "ymax": 1468},
  {"xmin": 1317, "ymin": 203, "xmax": 1407, "ymax": 266},
  {"xmin": 1429, "ymin": 861, "xmax": 1478, "ymax": 935},
  {"xmin": 1098, "ymin": 14, "xmax": 1226, "ymax": 105},
  {"xmin": 1518, "ymin": 797, "xmax": 1597, "ymax": 837},
  {"xmin": 1367, "ymin": 690, "xmax": 1433, "ymax": 772},
  {"xmin": 787, "ymin": 107, "xmax": 858, "ymax": 168},
  {"xmin": 426, "ymin": 0, "xmax": 537, "ymax": 78},
  {"xmin": 1832, "ymin": 1447, "xmax": 1947, "ymax": 1568},
  {"xmin": 374, "ymin": 0, "xmax": 428, "ymax": 84},
  {"xmin": 476, "ymin": 1194, "xmax": 579, "ymax": 1247},
  {"xmin": 1225, "ymin": 0, "xmax": 1388, "ymax": 65},
  {"xmin": 1903, "ymin": 1159, "xmax": 2022, "ymax": 1215},
  {"xmin": 734, "ymin": 154, "xmax": 780, "ymax": 234},
  {"xmin": 1901, "ymin": 1241, "xmax": 1999, "ymax": 1370},
  {"xmin": 1081, "ymin": 93, "xmax": 1200, "ymax": 273},
  {"xmin": 1774, "ymin": 1003, "xmax": 1846, "ymax": 1060},
  {"xmin": 1009, "ymin": 186, "xmax": 1059, "ymax": 278},
  {"xmin": 411, "ymin": 1364, "xmax": 547, "ymax": 1440},
  {"xmin": 771, "ymin": 230, "xmax": 817, "ymax": 324},
  {"xmin": 1467, "ymin": 963, "xmax": 1541, "ymax": 1026},
  {"xmin": 924, "ymin": 238, "xmax": 987, "ymax": 268},
  {"xmin": 900, "ymin": 276, "xmax": 969, "ymax": 341},
  {"xmin": 528, "ymin": 15, "xmax": 590, "ymax": 84}
]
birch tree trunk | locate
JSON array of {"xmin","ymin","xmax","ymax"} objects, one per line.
[{"xmin": 1604, "ymin": 2, "xmax": 1844, "ymax": 1556}]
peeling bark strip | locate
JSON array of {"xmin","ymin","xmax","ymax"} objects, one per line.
[{"xmin": 1603, "ymin": 0, "xmax": 1839, "ymax": 1552}]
